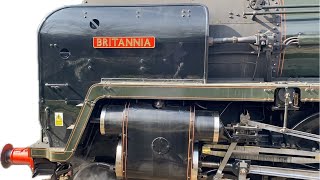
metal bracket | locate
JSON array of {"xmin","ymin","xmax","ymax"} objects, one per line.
[
  {"xmin": 213, "ymin": 142, "xmax": 237, "ymax": 179},
  {"xmin": 238, "ymin": 160, "xmax": 249, "ymax": 180},
  {"xmin": 249, "ymin": 0, "xmax": 266, "ymax": 10}
]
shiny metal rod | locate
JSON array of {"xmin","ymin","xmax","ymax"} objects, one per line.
[
  {"xmin": 244, "ymin": 10, "xmax": 320, "ymax": 15},
  {"xmin": 262, "ymin": 4, "xmax": 320, "ymax": 9},
  {"xmin": 249, "ymin": 165, "xmax": 320, "ymax": 180}
]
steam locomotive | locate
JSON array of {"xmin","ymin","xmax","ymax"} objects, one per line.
[{"xmin": 1, "ymin": 0, "xmax": 319, "ymax": 179}]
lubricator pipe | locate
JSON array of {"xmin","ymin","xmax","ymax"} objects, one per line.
[{"xmin": 1, "ymin": 144, "xmax": 34, "ymax": 170}]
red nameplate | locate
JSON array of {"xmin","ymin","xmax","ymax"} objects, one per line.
[{"xmin": 93, "ymin": 36, "xmax": 155, "ymax": 48}]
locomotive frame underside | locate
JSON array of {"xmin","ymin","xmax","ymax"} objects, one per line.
[{"xmin": 1, "ymin": 0, "xmax": 320, "ymax": 179}]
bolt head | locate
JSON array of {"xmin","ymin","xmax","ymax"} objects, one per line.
[{"xmin": 239, "ymin": 168, "xmax": 247, "ymax": 175}]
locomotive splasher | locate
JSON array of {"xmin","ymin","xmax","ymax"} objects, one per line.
[{"xmin": 1, "ymin": 0, "xmax": 320, "ymax": 179}]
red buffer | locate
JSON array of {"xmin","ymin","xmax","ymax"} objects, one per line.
[{"xmin": 1, "ymin": 144, "xmax": 34, "ymax": 171}]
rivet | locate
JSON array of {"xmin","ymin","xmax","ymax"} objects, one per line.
[{"xmin": 140, "ymin": 66, "xmax": 145, "ymax": 71}]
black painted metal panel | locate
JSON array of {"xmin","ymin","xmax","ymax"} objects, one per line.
[{"xmin": 39, "ymin": 5, "xmax": 209, "ymax": 101}]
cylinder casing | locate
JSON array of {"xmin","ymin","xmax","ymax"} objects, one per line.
[{"xmin": 99, "ymin": 105, "xmax": 220, "ymax": 180}]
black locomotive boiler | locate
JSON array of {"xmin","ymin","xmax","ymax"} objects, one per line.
[{"xmin": 1, "ymin": 0, "xmax": 320, "ymax": 179}]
